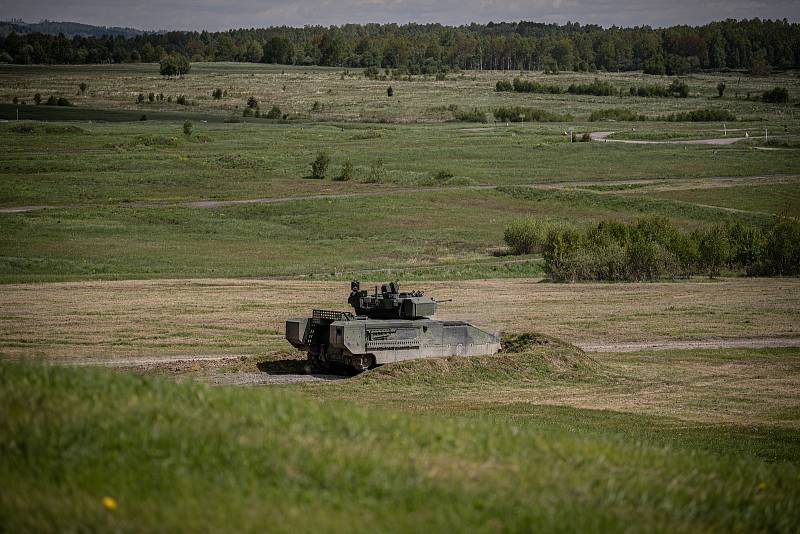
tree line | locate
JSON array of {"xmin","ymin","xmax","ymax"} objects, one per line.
[{"xmin": 0, "ymin": 18, "xmax": 798, "ymax": 73}]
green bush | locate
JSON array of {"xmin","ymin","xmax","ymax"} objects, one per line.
[
  {"xmin": 266, "ymin": 105, "xmax": 282, "ymax": 119},
  {"xmin": 494, "ymin": 106, "xmax": 572, "ymax": 122},
  {"xmin": 334, "ymin": 160, "xmax": 353, "ymax": 181},
  {"xmin": 212, "ymin": 88, "xmax": 223, "ymax": 99},
  {"xmin": 589, "ymin": 108, "xmax": 644, "ymax": 121},
  {"xmin": 755, "ymin": 217, "xmax": 800, "ymax": 275},
  {"xmin": 310, "ymin": 151, "xmax": 330, "ymax": 179},
  {"xmin": 453, "ymin": 108, "xmax": 487, "ymax": 122},
  {"xmin": 512, "ymin": 78, "xmax": 561, "ymax": 94},
  {"xmin": 246, "ymin": 96, "xmax": 259, "ymax": 109},
  {"xmin": 762, "ymin": 86, "xmax": 789, "ymax": 104},
  {"xmin": 183, "ymin": 121, "xmax": 193, "ymax": 136},
  {"xmin": 504, "ymin": 217, "xmax": 551, "ymax": 255},
  {"xmin": 495, "ymin": 79, "xmax": 512, "ymax": 92},
  {"xmin": 567, "ymin": 79, "xmax": 615, "ymax": 96},
  {"xmin": 664, "ymin": 108, "xmax": 736, "ymax": 122},
  {"xmin": 542, "ymin": 225, "xmax": 584, "ymax": 282}
]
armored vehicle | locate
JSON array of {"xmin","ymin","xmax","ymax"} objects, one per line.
[{"xmin": 285, "ymin": 281, "xmax": 501, "ymax": 371}]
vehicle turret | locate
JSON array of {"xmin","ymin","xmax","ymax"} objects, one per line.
[{"xmin": 347, "ymin": 280, "xmax": 437, "ymax": 319}]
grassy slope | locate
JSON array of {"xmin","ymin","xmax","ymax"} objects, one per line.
[
  {"xmin": 2, "ymin": 360, "xmax": 799, "ymax": 533},
  {"xmin": 2, "ymin": 120, "xmax": 800, "ymax": 207},
  {"xmin": 0, "ymin": 186, "xmax": 776, "ymax": 282},
  {"xmin": 648, "ymin": 183, "xmax": 800, "ymax": 218}
]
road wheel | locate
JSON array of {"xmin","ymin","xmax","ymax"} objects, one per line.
[{"xmin": 353, "ymin": 354, "xmax": 375, "ymax": 372}]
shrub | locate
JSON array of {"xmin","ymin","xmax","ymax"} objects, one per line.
[
  {"xmin": 542, "ymin": 225, "xmax": 584, "ymax": 282},
  {"xmin": 311, "ymin": 101, "xmax": 321, "ymax": 111},
  {"xmin": 56, "ymin": 97, "xmax": 71, "ymax": 106},
  {"xmin": 159, "ymin": 52, "xmax": 190, "ymax": 77},
  {"xmin": 364, "ymin": 160, "xmax": 385, "ymax": 183},
  {"xmin": 266, "ymin": 105, "xmax": 282, "ymax": 119},
  {"xmin": 755, "ymin": 217, "xmax": 800, "ymax": 275},
  {"xmin": 139, "ymin": 114, "xmax": 147, "ymax": 121},
  {"xmin": 493, "ymin": 106, "xmax": 572, "ymax": 122},
  {"xmin": 310, "ymin": 151, "xmax": 330, "ymax": 179},
  {"xmin": 495, "ymin": 79, "xmax": 512, "ymax": 92},
  {"xmin": 433, "ymin": 170, "xmax": 454, "ymax": 181},
  {"xmin": 137, "ymin": 93, "xmax": 145, "ymax": 104},
  {"xmin": 512, "ymin": 78, "xmax": 561, "ymax": 94},
  {"xmin": 334, "ymin": 160, "xmax": 353, "ymax": 181},
  {"xmin": 33, "ymin": 93, "xmax": 41, "ymax": 105},
  {"xmin": 698, "ymin": 225, "xmax": 731, "ymax": 278},
  {"xmin": 567, "ymin": 79, "xmax": 615, "ymax": 96},
  {"xmin": 242, "ymin": 107, "xmax": 254, "ymax": 117},
  {"xmin": 387, "ymin": 86, "xmax": 394, "ymax": 97},
  {"xmin": 453, "ymin": 108, "xmax": 487, "ymax": 123},
  {"xmin": 247, "ymin": 96, "xmax": 259, "ymax": 109},
  {"xmin": 79, "ymin": 82, "xmax": 88, "ymax": 94},
  {"xmin": 717, "ymin": 82, "xmax": 726, "ymax": 98},
  {"xmin": 364, "ymin": 66, "xmax": 379, "ymax": 79},
  {"xmin": 589, "ymin": 108, "xmax": 642, "ymax": 122},
  {"xmin": 148, "ymin": 92, "xmax": 155, "ymax": 103},
  {"xmin": 762, "ymin": 87, "xmax": 789, "ymax": 104},
  {"xmin": 504, "ymin": 217, "xmax": 551, "ymax": 255},
  {"xmin": 664, "ymin": 108, "xmax": 736, "ymax": 122},
  {"xmin": 212, "ymin": 88, "xmax": 223, "ymax": 99},
  {"xmin": 176, "ymin": 95, "xmax": 187, "ymax": 106},
  {"xmin": 668, "ymin": 79, "xmax": 690, "ymax": 98},
  {"xmin": 183, "ymin": 121, "xmax": 193, "ymax": 136}
]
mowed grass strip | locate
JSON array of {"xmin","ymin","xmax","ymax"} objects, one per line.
[{"xmin": 1, "ymin": 361, "xmax": 799, "ymax": 533}]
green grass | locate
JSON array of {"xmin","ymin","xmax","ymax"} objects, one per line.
[
  {"xmin": 649, "ymin": 183, "xmax": 800, "ymax": 217},
  {"xmin": 2, "ymin": 360, "xmax": 799, "ymax": 532},
  {"xmin": 1, "ymin": 184, "xmax": 783, "ymax": 282}
]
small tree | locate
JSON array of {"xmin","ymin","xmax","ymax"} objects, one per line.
[
  {"xmin": 310, "ymin": 151, "xmax": 330, "ymax": 179},
  {"xmin": 266, "ymin": 105, "xmax": 281, "ymax": 119},
  {"xmin": 334, "ymin": 160, "xmax": 353, "ymax": 181},
  {"xmin": 212, "ymin": 88, "xmax": 223, "ymax": 99},
  {"xmin": 159, "ymin": 52, "xmax": 191, "ymax": 77},
  {"xmin": 247, "ymin": 96, "xmax": 259, "ymax": 109},
  {"xmin": 148, "ymin": 92, "xmax": 155, "ymax": 103},
  {"xmin": 716, "ymin": 82, "xmax": 726, "ymax": 98},
  {"xmin": 698, "ymin": 225, "xmax": 730, "ymax": 278},
  {"xmin": 387, "ymin": 85, "xmax": 394, "ymax": 97},
  {"xmin": 183, "ymin": 121, "xmax": 193, "ymax": 136},
  {"xmin": 79, "ymin": 82, "xmax": 88, "ymax": 94},
  {"xmin": 33, "ymin": 93, "xmax": 42, "ymax": 105},
  {"xmin": 136, "ymin": 93, "xmax": 145, "ymax": 104}
]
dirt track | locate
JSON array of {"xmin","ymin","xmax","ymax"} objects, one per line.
[{"xmin": 2, "ymin": 174, "xmax": 797, "ymax": 213}]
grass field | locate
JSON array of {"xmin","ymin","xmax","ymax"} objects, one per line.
[{"xmin": 1, "ymin": 63, "xmax": 799, "ymax": 531}]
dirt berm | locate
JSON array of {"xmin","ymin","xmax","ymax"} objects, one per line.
[{"xmin": 357, "ymin": 332, "xmax": 603, "ymax": 385}]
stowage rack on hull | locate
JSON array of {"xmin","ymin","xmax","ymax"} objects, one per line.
[{"xmin": 285, "ymin": 280, "xmax": 501, "ymax": 371}]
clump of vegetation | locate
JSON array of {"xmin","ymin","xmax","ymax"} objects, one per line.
[
  {"xmin": 588, "ymin": 108, "xmax": 645, "ymax": 121},
  {"xmin": 363, "ymin": 160, "xmax": 385, "ymax": 183},
  {"xmin": 505, "ymin": 215, "xmax": 800, "ymax": 281},
  {"xmin": 509, "ymin": 78, "xmax": 562, "ymax": 94},
  {"xmin": 310, "ymin": 151, "xmax": 331, "ymax": 179},
  {"xmin": 579, "ymin": 132, "xmax": 592, "ymax": 142},
  {"xmin": 717, "ymin": 82, "xmax": 726, "ymax": 98},
  {"xmin": 136, "ymin": 93, "xmax": 145, "ymax": 104},
  {"xmin": 504, "ymin": 216, "xmax": 551, "ymax": 255},
  {"xmin": 246, "ymin": 96, "xmax": 259, "ymax": 109},
  {"xmin": 762, "ymin": 86, "xmax": 789, "ymax": 103},
  {"xmin": 183, "ymin": 121, "xmax": 193, "ymax": 137},
  {"xmin": 452, "ymin": 107, "xmax": 487, "ymax": 123},
  {"xmin": 334, "ymin": 160, "xmax": 353, "ymax": 181},
  {"xmin": 495, "ymin": 79, "xmax": 512, "ymax": 92},
  {"xmin": 43, "ymin": 95, "xmax": 71, "ymax": 106},
  {"xmin": 211, "ymin": 88, "xmax": 223, "ymax": 99},
  {"xmin": 663, "ymin": 108, "xmax": 736, "ymax": 122},
  {"xmin": 159, "ymin": 52, "xmax": 190, "ymax": 77},
  {"xmin": 387, "ymin": 86, "xmax": 394, "ymax": 97},
  {"xmin": 567, "ymin": 79, "xmax": 615, "ymax": 96},
  {"xmin": 364, "ymin": 66, "xmax": 380, "ymax": 79},
  {"xmin": 432, "ymin": 170, "xmax": 454, "ymax": 181},
  {"xmin": 79, "ymin": 82, "xmax": 88, "ymax": 94},
  {"xmin": 148, "ymin": 92, "xmax": 155, "ymax": 103},
  {"xmin": 265, "ymin": 105, "xmax": 282, "ymax": 119},
  {"xmin": 33, "ymin": 93, "xmax": 41, "ymax": 105},
  {"xmin": 176, "ymin": 95, "xmax": 188, "ymax": 106},
  {"xmin": 494, "ymin": 106, "xmax": 572, "ymax": 122}
]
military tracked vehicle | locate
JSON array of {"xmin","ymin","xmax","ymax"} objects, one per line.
[{"xmin": 286, "ymin": 281, "xmax": 501, "ymax": 371}]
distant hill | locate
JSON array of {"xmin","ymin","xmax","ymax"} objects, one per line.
[{"xmin": 0, "ymin": 19, "xmax": 153, "ymax": 38}]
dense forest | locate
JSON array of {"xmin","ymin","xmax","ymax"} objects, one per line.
[{"xmin": 1, "ymin": 19, "xmax": 798, "ymax": 74}]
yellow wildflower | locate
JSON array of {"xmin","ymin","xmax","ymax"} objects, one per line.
[{"xmin": 102, "ymin": 496, "xmax": 118, "ymax": 510}]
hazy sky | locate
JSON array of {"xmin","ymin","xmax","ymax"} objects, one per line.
[{"xmin": 2, "ymin": 0, "xmax": 798, "ymax": 32}]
